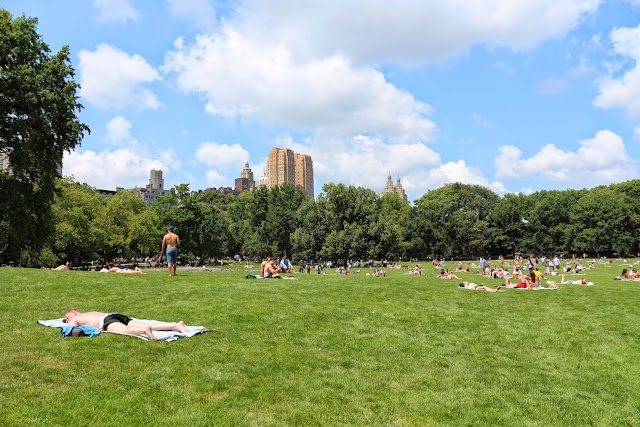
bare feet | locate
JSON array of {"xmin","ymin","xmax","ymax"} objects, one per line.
[
  {"xmin": 177, "ymin": 321, "xmax": 189, "ymax": 333},
  {"xmin": 146, "ymin": 326, "xmax": 157, "ymax": 340}
]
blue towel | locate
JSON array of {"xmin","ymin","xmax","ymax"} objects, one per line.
[{"xmin": 61, "ymin": 325, "xmax": 101, "ymax": 337}]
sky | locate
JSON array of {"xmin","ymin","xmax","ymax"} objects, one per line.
[{"xmin": 4, "ymin": 0, "xmax": 640, "ymax": 202}]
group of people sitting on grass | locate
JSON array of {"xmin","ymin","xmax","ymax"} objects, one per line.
[
  {"xmin": 437, "ymin": 269, "xmax": 459, "ymax": 279},
  {"xmin": 615, "ymin": 267, "xmax": 640, "ymax": 280}
]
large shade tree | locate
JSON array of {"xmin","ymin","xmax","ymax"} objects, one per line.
[{"xmin": 0, "ymin": 10, "xmax": 89, "ymax": 263}]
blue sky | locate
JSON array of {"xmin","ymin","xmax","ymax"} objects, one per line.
[{"xmin": 4, "ymin": 0, "xmax": 640, "ymax": 201}]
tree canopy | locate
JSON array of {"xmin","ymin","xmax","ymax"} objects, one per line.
[{"xmin": 0, "ymin": 9, "xmax": 89, "ymax": 264}]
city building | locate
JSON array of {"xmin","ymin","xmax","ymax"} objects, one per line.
[
  {"xmin": 193, "ymin": 187, "xmax": 237, "ymax": 196},
  {"xmin": 0, "ymin": 151, "xmax": 10, "ymax": 172},
  {"xmin": 380, "ymin": 173, "xmax": 408, "ymax": 201},
  {"xmin": 0, "ymin": 149, "xmax": 62, "ymax": 177},
  {"xmin": 294, "ymin": 153, "xmax": 314, "ymax": 198},
  {"xmin": 234, "ymin": 162, "xmax": 256, "ymax": 193},
  {"xmin": 266, "ymin": 147, "xmax": 314, "ymax": 198},
  {"xmin": 129, "ymin": 169, "xmax": 168, "ymax": 205}
]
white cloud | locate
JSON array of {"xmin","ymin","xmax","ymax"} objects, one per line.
[
  {"xmin": 63, "ymin": 148, "xmax": 177, "ymax": 190},
  {"xmin": 167, "ymin": 0, "xmax": 216, "ymax": 30},
  {"xmin": 162, "ymin": 28, "xmax": 436, "ymax": 142},
  {"xmin": 196, "ymin": 142, "xmax": 249, "ymax": 170},
  {"xmin": 280, "ymin": 133, "xmax": 499, "ymax": 200},
  {"xmin": 105, "ymin": 116, "xmax": 134, "ymax": 145},
  {"xmin": 494, "ymin": 130, "xmax": 637, "ymax": 187},
  {"xmin": 593, "ymin": 24, "xmax": 640, "ymax": 118},
  {"xmin": 204, "ymin": 169, "xmax": 227, "ymax": 187},
  {"xmin": 94, "ymin": 0, "xmax": 138, "ymax": 24},
  {"xmin": 79, "ymin": 44, "xmax": 161, "ymax": 109},
  {"xmin": 232, "ymin": 0, "xmax": 601, "ymax": 65}
]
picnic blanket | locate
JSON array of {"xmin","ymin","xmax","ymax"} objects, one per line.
[{"xmin": 38, "ymin": 318, "xmax": 212, "ymax": 342}]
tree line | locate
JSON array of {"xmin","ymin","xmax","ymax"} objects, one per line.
[
  {"xmin": 4, "ymin": 177, "xmax": 639, "ymax": 267},
  {"xmin": 1, "ymin": 9, "xmax": 638, "ymax": 267}
]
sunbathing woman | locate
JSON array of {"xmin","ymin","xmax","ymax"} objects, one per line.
[
  {"xmin": 459, "ymin": 281, "xmax": 501, "ymax": 292},
  {"xmin": 503, "ymin": 276, "xmax": 548, "ymax": 289},
  {"xmin": 546, "ymin": 275, "xmax": 591, "ymax": 286}
]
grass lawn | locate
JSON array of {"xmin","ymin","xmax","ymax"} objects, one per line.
[{"xmin": 1, "ymin": 261, "xmax": 640, "ymax": 426}]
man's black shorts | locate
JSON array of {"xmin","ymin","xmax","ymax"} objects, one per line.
[{"xmin": 102, "ymin": 313, "xmax": 132, "ymax": 330}]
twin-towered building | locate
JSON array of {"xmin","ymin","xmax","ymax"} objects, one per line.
[
  {"xmin": 266, "ymin": 147, "xmax": 314, "ymax": 198},
  {"xmin": 380, "ymin": 173, "xmax": 408, "ymax": 201},
  {"xmin": 233, "ymin": 148, "xmax": 315, "ymax": 198}
]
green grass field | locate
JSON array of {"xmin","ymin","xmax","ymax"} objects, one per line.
[{"xmin": 2, "ymin": 262, "xmax": 640, "ymax": 426}]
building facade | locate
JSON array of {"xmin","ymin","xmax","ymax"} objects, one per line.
[
  {"xmin": 266, "ymin": 147, "xmax": 314, "ymax": 198},
  {"xmin": 234, "ymin": 162, "xmax": 256, "ymax": 193},
  {"xmin": 380, "ymin": 173, "xmax": 408, "ymax": 201},
  {"xmin": 129, "ymin": 169, "xmax": 168, "ymax": 205},
  {"xmin": 294, "ymin": 153, "xmax": 314, "ymax": 198}
]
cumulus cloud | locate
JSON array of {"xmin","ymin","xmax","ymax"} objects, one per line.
[
  {"xmin": 494, "ymin": 130, "xmax": 636, "ymax": 187},
  {"xmin": 274, "ymin": 133, "xmax": 500, "ymax": 200},
  {"xmin": 105, "ymin": 116, "xmax": 134, "ymax": 145},
  {"xmin": 204, "ymin": 169, "xmax": 227, "ymax": 187},
  {"xmin": 593, "ymin": 24, "xmax": 640, "ymax": 118},
  {"xmin": 94, "ymin": 0, "xmax": 138, "ymax": 24},
  {"xmin": 167, "ymin": 0, "xmax": 216, "ymax": 30},
  {"xmin": 196, "ymin": 142, "xmax": 249, "ymax": 169},
  {"xmin": 195, "ymin": 142, "xmax": 250, "ymax": 187},
  {"xmin": 79, "ymin": 44, "xmax": 161, "ymax": 109},
  {"xmin": 63, "ymin": 148, "xmax": 177, "ymax": 190},
  {"xmin": 232, "ymin": 0, "xmax": 600, "ymax": 65},
  {"xmin": 162, "ymin": 28, "xmax": 436, "ymax": 142}
]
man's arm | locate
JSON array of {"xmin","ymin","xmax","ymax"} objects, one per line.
[{"xmin": 161, "ymin": 235, "xmax": 167, "ymax": 253}]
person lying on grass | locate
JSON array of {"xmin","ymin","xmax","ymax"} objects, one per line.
[
  {"xmin": 438, "ymin": 269, "xmax": 459, "ymax": 279},
  {"xmin": 545, "ymin": 275, "xmax": 590, "ymax": 286},
  {"xmin": 63, "ymin": 310, "xmax": 189, "ymax": 340},
  {"xmin": 458, "ymin": 281, "xmax": 501, "ymax": 292},
  {"xmin": 503, "ymin": 276, "xmax": 556, "ymax": 289}
]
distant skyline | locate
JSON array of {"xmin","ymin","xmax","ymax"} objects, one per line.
[{"xmin": 4, "ymin": 1, "xmax": 640, "ymax": 201}]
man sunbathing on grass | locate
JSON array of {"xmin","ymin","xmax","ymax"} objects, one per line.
[
  {"xmin": 458, "ymin": 281, "xmax": 501, "ymax": 292},
  {"xmin": 64, "ymin": 310, "xmax": 189, "ymax": 340}
]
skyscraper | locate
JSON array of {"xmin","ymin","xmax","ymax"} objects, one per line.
[
  {"xmin": 267, "ymin": 147, "xmax": 314, "ymax": 198},
  {"xmin": 295, "ymin": 153, "xmax": 314, "ymax": 198},
  {"xmin": 267, "ymin": 147, "xmax": 295, "ymax": 188}
]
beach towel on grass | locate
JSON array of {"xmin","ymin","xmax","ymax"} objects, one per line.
[{"xmin": 38, "ymin": 318, "xmax": 212, "ymax": 342}]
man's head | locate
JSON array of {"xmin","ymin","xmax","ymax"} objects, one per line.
[
  {"xmin": 64, "ymin": 309, "xmax": 79, "ymax": 322},
  {"xmin": 168, "ymin": 225, "xmax": 174, "ymax": 232}
]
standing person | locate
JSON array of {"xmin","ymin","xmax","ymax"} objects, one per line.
[{"xmin": 162, "ymin": 226, "xmax": 180, "ymax": 276}]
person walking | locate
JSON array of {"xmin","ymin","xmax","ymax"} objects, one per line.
[{"xmin": 162, "ymin": 225, "xmax": 180, "ymax": 276}]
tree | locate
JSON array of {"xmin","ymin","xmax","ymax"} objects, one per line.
[
  {"xmin": 317, "ymin": 183, "xmax": 379, "ymax": 260},
  {"xmin": 51, "ymin": 177, "xmax": 105, "ymax": 263},
  {"xmin": 413, "ymin": 183, "xmax": 498, "ymax": 258},
  {"xmin": 0, "ymin": 10, "xmax": 89, "ymax": 263},
  {"xmin": 489, "ymin": 193, "xmax": 530, "ymax": 257},
  {"xmin": 567, "ymin": 188, "xmax": 635, "ymax": 256},
  {"xmin": 94, "ymin": 190, "xmax": 151, "ymax": 260}
]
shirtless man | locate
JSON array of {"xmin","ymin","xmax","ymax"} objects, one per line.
[
  {"xmin": 161, "ymin": 226, "xmax": 180, "ymax": 276},
  {"xmin": 64, "ymin": 310, "xmax": 189, "ymax": 340},
  {"xmin": 260, "ymin": 257, "xmax": 272, "ymax": 276},
  {"xmin": 264, "ymin": 259, "xmax": 282, "ymax": 279}
]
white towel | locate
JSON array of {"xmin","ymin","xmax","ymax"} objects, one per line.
[{"xmin": 38, "ymin": 318, "xmax": 212, "ymax": 342}]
